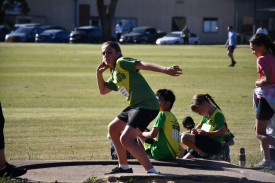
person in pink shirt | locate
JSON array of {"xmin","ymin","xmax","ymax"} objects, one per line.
[{"xmin": 250, "ymin": 33, "xmax": 275, "ymax": 168}]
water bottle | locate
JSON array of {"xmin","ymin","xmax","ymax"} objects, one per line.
[{"xmin": 239, "ymin": 148, "xmax": 246, "ymax": 168}]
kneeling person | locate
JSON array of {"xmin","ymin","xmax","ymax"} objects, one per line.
[{"xmin": 139, "ymin": 89, "xmax": 181, "ymax": 160}]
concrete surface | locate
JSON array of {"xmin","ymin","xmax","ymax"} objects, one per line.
[{"xmin": 9, "ymin": 159, "xmax": 275, "ymax": 183}]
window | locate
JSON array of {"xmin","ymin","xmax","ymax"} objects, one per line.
[
  {"xmin": 172, "ymin": 17, "xmax": 186, "ymax": 31},
  {"xmin": 203, "ymin": 18, "xmax": 218, "ymax": 33}
]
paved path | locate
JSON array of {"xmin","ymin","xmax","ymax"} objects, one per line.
[{"xmin": 10, "ymin": 159, "xmax": 275, "ymax": 183}]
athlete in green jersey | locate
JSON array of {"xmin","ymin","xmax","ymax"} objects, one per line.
[
  {"xmin": 96, "ymin": 41, "xmax": 182, "ymax": 174},
  {"xmin": 181, "ymin": 94, "xmax": 227, "ymax": 159},
  {"xmin": 140, "ymin": 89, "xmax": 181, "ymax": 160}
]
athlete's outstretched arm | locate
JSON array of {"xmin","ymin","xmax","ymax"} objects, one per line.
[{"xmin": 135, "ymin": 61, "xmax": 182, "ymax": 76}]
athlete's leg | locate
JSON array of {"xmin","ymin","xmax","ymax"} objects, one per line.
[
  {"xmin": 121, "ymin": 125, "xmax": 153, "ymax": 171},
  {"xmin": 108, "ymin": 117, "xmax": 128, "ymax": 165}
]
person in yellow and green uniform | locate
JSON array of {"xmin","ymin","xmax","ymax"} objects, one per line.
[
  {"xmin": 96, "ymin": 41, "xmax": 182, "ymax": 174},
  {"xmin": 139, "ymin": 89, "xmax": 180, "ymax": 160},
  {"xmin": 180, "ymin": 94, "xmax": 227, "ymax": 159}
]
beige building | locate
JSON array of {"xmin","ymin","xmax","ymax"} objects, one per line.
[{"xmin": 21, "ymin": 0, "xmax": 235, "ymax": 44}]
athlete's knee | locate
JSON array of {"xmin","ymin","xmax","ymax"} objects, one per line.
[{"xmin": 181, "ymin": 133, "xmax": 190, "ymax": 143}]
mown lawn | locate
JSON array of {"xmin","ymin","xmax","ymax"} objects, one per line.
[{"xmin": 0, "ymin": 42, "xmax": 262, "ymax": 168}]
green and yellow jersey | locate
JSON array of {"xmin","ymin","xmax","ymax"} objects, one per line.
[
  {"xmin": 149, "ymin": 111, "xmax": 180, "ymax": 160},
  {"xmin": 105, "ymin": 57, "xmax": 159, "ymax": 110},
  {"xmin": 200, "ymin": 107, "xmax": 226, "ymax": 143}
]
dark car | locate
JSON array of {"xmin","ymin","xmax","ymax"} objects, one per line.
[
  {"xmin": 42, "ymin": 25, "xmax": 67, "ymax": 31},
  {"xmin": 5, "ymin": 25, "xmax": 44, "ymax": 42},
  {"xmin": 0, "ymin": 25, "xmax": 9, "ymax": 41},
  {"xmin": 119, "ymin": 26, "xmax": 166, "ymax": 44},
  {"xmin": 70, "ymin": 26, "xmax": 100, "ymax": 43},
  {"xmin": 35, "ymin": 29, "xmax": 70, "ymax": 43}
]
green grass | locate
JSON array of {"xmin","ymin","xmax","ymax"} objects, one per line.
[{"xmin": 0, "ymin": 43, "xmax": 263, "ymax": 167}]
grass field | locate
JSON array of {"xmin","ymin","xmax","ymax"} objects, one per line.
[{"xmin": 0, "ymin": 42, "xmax": 263, "ymax": 168}]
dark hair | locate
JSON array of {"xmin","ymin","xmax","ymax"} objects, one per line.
[
  {"xmin": 190, "ymin": 93, "xmax": 221, "ymax": 112},
  {"xmin": 156, "ymin": 89, "xmax": 175, "ymax": 109},
  {"xmin": 102, "ymin": 41, "xmax": 122, "ymax": 56},
  {"xmin": 249, "ymin": 33, "xmax": 275, "ymax": 56},
  {"xmin": 182, "ymin": 116, "xmax": 195, "ymax": 130}
]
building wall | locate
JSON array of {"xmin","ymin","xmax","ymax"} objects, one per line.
[{"xmin": 25, "ymin": 0, "xmax": 235, "ymax": 44}]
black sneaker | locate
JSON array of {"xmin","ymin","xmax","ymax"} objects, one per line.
[
  {"xmin": 105, "ymin": 167, "xmax": 133, "ymax": 175},
  {"xmin": 0, "ymin": 163, "xmax": 27, "ymax": 178},
  {"xmin": 228, "ymin": 60, "xmax": 236, "ymax": 67}
]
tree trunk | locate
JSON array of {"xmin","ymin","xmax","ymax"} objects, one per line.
[{"xmin": 96, "ymin": 0, "xmax": 118, "ymax": 42}]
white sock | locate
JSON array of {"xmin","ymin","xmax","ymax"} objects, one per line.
[
  {"xmin": 119, "ymin": 164, "xmax": 129, "ymax": 170},
  {"xmin": 147, "ymin": 167, "xmax": 158, "ymax": 173}
]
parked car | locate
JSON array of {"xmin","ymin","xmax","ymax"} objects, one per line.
[
  {"xmin": 70, "ymin": 26, "xmax": 100, "ymax": 43},
  {"xmin": 0, "ymin": 25, "xmax": 9, "ymax": 41},
  {"xmin": 5, "ymin": 25, "xmax": 44, "ymax": 42},
  {"xmin": 35, "ymin": 29, "xmax": 70, "ymax": 43},
  {"xmin": 156, "ymin": 31, "xmax": 200, "ymax": 45},
  {"xmin": 119, "ymin": 26, "xmax": 166, "ymax": 44},
  {"xmin": 42, "ymin": 25, "xmax": 67, "ymax": 31}
]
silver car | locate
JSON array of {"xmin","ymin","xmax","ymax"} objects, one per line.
[{"xmin": 156, "ymin": 31, "xmax": 200, "ymax": 45}]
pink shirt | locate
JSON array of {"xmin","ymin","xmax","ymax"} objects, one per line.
[{"xmin": 257, "ymin": 54, "xmax": 275, "ymax": 84}]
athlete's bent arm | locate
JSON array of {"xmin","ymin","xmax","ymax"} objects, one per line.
[{"xmin": 96, "ymin": 63, "xmax": 112, "ymax": 95}]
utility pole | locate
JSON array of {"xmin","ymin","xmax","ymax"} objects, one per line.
[{"xmin": 73, "ymin": 0, "xmax": 77, "ymax": 29}]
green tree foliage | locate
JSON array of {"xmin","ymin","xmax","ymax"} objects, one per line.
[{"xmin": 0, "ymin": 0, "xmax": 30, "ymax": 26}]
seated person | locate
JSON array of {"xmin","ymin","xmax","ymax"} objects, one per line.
[
  {"xmin": 139, "ymin": 89, "xmax": 181, "ymax": 160},
  {"xmin": 181, "ymin": 94, "xmax": 227, "ymax": 159},
  {"xmin": 179, "ymin": 116, "xmax": 195, "ymax": 158}
]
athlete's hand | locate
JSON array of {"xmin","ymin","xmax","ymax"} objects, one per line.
[
  {"xmin": 196, "ymin": 129, "xmax": 207, "ymax": 135},
  {"xmin": 96, "ymin": 60, "xmax": 109, "ymax": 74},
  {"xmin": 165, "ymin": 65, "xmax": 182, "ymax": 76}
]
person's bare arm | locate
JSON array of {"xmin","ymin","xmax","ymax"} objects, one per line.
[
  {"xmin": 135, "ymin": 61, "xmax": 182, "ymax": 76},
  {"xmin": 142, "ymin": 127, "xmax": 160, "ymax": 138},
  {"xmin": 255, "ymin": 68, "xmax": 272, "ymax": 87},
  {"xmin": 96, "ymin": 61, "xmax": 112, "ymax": 95}
]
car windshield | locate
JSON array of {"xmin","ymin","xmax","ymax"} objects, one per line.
[
  {"xmin": 14, "ymin": 27, "xmax": 32, "ymax": 34},
  {"xmin": 166, "ymin": 33, "xmax": 180, "ymax": 37},
  {"xmin": 131, "ymin": 28, "xmax": 145, "ymax": 34}
]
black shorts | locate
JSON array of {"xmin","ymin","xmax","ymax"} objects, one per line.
[
  {"xmin": 0, "ymin": 103, "xmax": 5, "ymax": 150},
  {"xmin": 256, "ymin": 98, "xmax": 274, "ymax": 120},
  {"xmin": 193, "ymin": 135, "xmax": 221, "ymax": 155},
  {"xmin": 228, "ymin": 45, "xmax": 235, "ymax": 53},
  {"xmin": 117, "ymin": 106, "xmax": 159, "ymax": 132}
]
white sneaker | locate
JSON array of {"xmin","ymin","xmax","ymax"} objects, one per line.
[{"xmin": 254, "ymin": 159, "xmax": 274, "ymax": 168}]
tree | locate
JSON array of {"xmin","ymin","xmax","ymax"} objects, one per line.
[
  {"xmin": 96, "ymin": 0, "xmax": 118, "ymax": 42},
  {"xmin": 0, "ymin": 0, "xmax": 30, "ymax": 26}
]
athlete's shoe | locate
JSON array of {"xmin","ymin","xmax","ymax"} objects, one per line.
[
  {"xmin": 104, "ymin": 167, "xmax": 133, "ymax": 175},
  {"xmin": 254, "ymin": 159, "xmax": 274, "ymax": 169},
  {"xmin": 228, "ymin": 60, "xmax": 236, "ymax": 67},
  {"xmin": 0, "ymin": 163, "xmax": 27, "ymax": 178}
]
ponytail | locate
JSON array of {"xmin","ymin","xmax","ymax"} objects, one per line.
[
  {"xmin": 205, "ymin": 94, "xmax": 221, "ymax": 110},
  {"xmin": 190, "ymin": 93, "xmax": 221, "ymax": 111}
]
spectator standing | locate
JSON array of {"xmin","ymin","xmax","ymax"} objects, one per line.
[
  {"xmin": 250, "ymin": 33, "xmax": 275, "ymax": 168},
  {"xmin": 224, "ymin": 26, "xmax": 237, "ymax": 67},
  {"xmin": 181, "ymin": 26, "xmax": 190, "ymax": 45},
  {"xmin": 115, "ymin": 22, "xmax": 123, "ymax": 42},
  {"xmin": 256, "ymin": 25, "xmax": 268, "ymax": 35}
]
